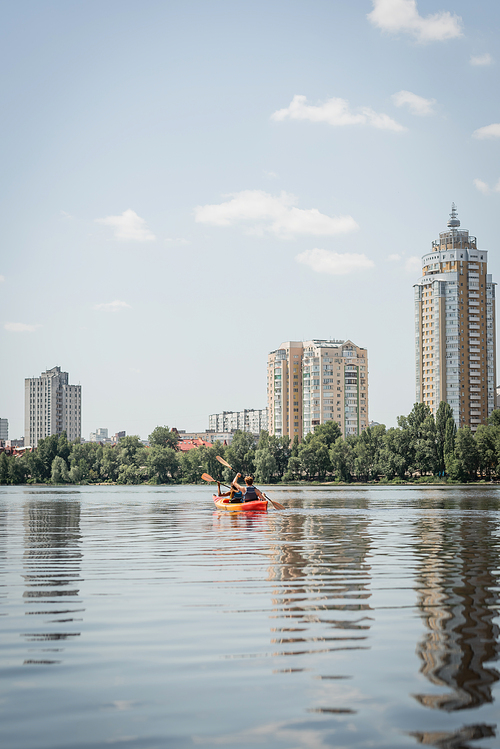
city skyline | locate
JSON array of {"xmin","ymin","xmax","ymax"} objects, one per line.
[{"xmin": 1, "ymin": 2, "xmax": 500, "ymax": 438}]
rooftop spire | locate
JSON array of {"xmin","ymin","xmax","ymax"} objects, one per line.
[{"xmin": 447, "ymin": 202, "xmax": 460, "ymax": 228}]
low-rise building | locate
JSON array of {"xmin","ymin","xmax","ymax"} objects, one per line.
[{"xmin": 208, "ymin": 409, "xmax": 267, "ymax": 435}]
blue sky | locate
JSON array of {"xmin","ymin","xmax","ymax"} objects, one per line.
[{"xmin": 1, "ymin": 0, "xmax": 500, "ymax": 440}]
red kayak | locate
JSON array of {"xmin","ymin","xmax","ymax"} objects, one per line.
[{"xmin": 213, "ymin": 494, "xmax": 268, "ymax": 512}]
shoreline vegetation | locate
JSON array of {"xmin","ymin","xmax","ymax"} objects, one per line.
[{"xmin": 3, "ymin": 403, "xmax": 500, "ymax": 487}]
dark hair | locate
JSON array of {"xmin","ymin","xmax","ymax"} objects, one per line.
[{"xmin": 244, "ymin": 476, "xmax": 254, "ymax": 485}]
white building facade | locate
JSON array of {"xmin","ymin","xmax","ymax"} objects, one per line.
[
  {"xmin": 25, "ymin": 366, "xmax": 82, "ymax": 447},
  {"xmin": 208, "ymin": 409, "xmax": 268, "ymax": 435}
]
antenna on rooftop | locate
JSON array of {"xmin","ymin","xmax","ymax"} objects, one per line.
[{"xmin": 447, "ymin": 202, "xmax": 460, "ymax": 228}]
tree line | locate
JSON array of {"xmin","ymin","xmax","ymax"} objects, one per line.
[{"xmin": 1, "ymin": 403, "xmax": 500, "ymax": 486}]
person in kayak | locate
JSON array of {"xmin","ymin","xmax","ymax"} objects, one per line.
[
  {"xmin": 232, "ymin": 474, "xmax": 265, "ymax": 503},
  {"xmin": 217, "ymin": 479, "xmax": 244, "ymax": 503}
]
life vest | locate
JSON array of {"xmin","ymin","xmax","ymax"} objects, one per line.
[{"xmin": 244, "ymin": 485, "xmax": 258, "ymax": 502}]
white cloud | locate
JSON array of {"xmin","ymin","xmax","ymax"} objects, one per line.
[
  {"xmin": 195, "ymin": 190, "xmax": 359, "ymax": 238},
  {"xmin": 472, "ymin": 123, "xmax": 500, "ymax": 140},
  {"xmin": 387, "ymin": 253, "xmax": 402, "ymax": 261},
  {"xmin": 470, "ymin": 53, "xmax": 493, "ymax": 66},
  {"xmin": 264, "ymin": 170, "xmax": 279, "ymax": 179},
  {"xmin": 4, "ymin": 322, "xmax": 40, "ymax": 332},
  {"xmin": 271, "ymin": 95, "xmax": 405, "ymax": 132},
  {"xmin": 296, "ymin": 248, "xmax": 374, "ymax": 276},
  {"xmin": 0, "ymin": 275, "xmax": 4, "ymax": 282},
  {"xmin": 93, "ymin": 300, "xmax": 131, "ymax": 312},
  {"xmin": 392, "ymin": 90, "xmax": 435, "ymax": 116},
  {"xmin": 367, "ymin": 0, "xmax": 463, "ymax": 43},
  {"xmin": 96, "ymin": 209, "xmax": 155, "ymax": 241},
  {"xmin": 405, "ymin": 256, "xmax": 421, "ymax": 274},
  {"xmin": 473, "ymin": 178, "xmax": 500, "ymax": 195},
  {"xmin": 165, "ymin": 237, "xmax": 189, "ymax": 245},
  {"xmin": 60, "ymin": 210, "xmax": 73, "ymax": 219}
]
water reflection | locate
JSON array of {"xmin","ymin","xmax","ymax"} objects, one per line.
[
  {"xmin": 22, "ymin": 495, "xmax": 83, "ymax": 665},
  {"xmin": 411, "ymin": 513, "xmax": 500, "ymax": 747},
  {"xmin": 267, "ymin": 512, "xmax": 372, "ymax": 710}
]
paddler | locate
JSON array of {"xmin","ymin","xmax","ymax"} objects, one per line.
[{"xmin": 231, "ymin": 473, "xmax": 265, "ymax": 503}]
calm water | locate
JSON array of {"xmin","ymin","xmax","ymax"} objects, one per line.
[{"xmin": 1, "ymin": 485, "xmax": 500, "ymax": 749}]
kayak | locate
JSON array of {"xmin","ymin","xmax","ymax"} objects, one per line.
[{"xmin": 212, "ymin": 494, "xmax": 268, "ymax": 512}]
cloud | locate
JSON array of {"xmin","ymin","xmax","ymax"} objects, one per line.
[
  {"xmin": 271, "ymin": 95, "xmax": 405, "ymax": 132},
  {"xmin": 93, "ymin": 300, "xmax": 131, "ymax": 312},
  {"xmin": 470, "ymin": 53, "xmax": 493, "ymax": 66},
  {"xmin": 367, "ymin": 0, "xmax": 463, "ymax": 43},
  {"xmin": 195, "ymin": 190, "xmax": 359, "ymax": 238},
  {"xmin": 392, "ymin": 90, "xmax": 435, "ymax": 116},
  {"xmin": 165, "ymin": 237, "xmax": 189, "ymax": 245},
  {"xmin": 473, "ymin": 178, "xmax": 500, "ymax": 195},
  {"xmin": 296, "ymin": 248, "xmax": 374, "ymax": 275},
  {"xmin": 60, "ymin": 210, "xmax": 73, "ymax": 219},
  {"xmin": 472, "ymin": 123, "xmax": 500, "ymax": 140},
  {"xmin": 0, "ymin": 275, "xmax": 4, "ymax": 282},
  {"xmin": 4, "ymin": 322, "xmax": 40, "ymax": 332},
  {"xmin": 264, "ymin": 170, "xmax": 279, "ymax": 179},
  {"xmin": 96, "ymin": 209, "xmax": 155, "ymax": 241},
  {"xmin": 405, "ymin": 256, "xmax": 421, "ymax": 273},
  {"xmin": 387, "ymin": 253, "xmax": 402, "ymax": 261}
]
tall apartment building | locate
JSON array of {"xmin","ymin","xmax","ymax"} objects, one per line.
[
  {"xmin": 414, "ymin": 205, "xmax": 496, "ymax": 429},
  {"xmin": 25, "ymin": 366, "xmax": 82, "ymax": 447},
  {"xmin": 0, "ymin": 418, "xmax": 8, "ymax": 440},
  {"xmin": 208, "ymin": 408, "xmax": 268, "ymax": 435},
  {"xmin": 267, "ymin": 339, "xmax": 368, "ymax": 439}
]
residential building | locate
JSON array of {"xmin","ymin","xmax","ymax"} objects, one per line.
[
  {"xmin": 90, "ymin": 428, "xmax": 109, "ymax": 443},
  {"xmin": 414, "ymin": 205, "xmax": 496, "ymax": 429},
  {"xmin": 208, "ymin": 409, "xmax": 268, "ymax": 435},
  {"xmin": 176, "ymin": 430, "xmax": 234, "ymax": 445},
  {"xmin": 267, "ymin": 339, "xmax": 368, "ymax": 439},
  {"xmin": 0, "ymin": 418, "xmax": 8, "ymax": 440},
  {"xmin": 25, "ymin": 366, "xmax": 82, "ymax": 447}
]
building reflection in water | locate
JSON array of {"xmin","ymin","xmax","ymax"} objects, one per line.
[
  {"xmin": 22, "ymin": 493, "xmax": 83, "ymax": 665},
  {"xmin": 266, "ymin": 511, "xmax": 372, "ymax": 679},
  {"xmin": 411, "ymin": 512, "xmax": 500, "ymax": 746}
]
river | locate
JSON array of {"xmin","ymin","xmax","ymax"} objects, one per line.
[{"xmin": 1, "ymin": 484, "xmax": 499, "ymax": 749}]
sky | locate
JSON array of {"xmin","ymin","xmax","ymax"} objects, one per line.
[{"xmin": 1, "ymin": 0, "xmax": 500, "ymax": 440}]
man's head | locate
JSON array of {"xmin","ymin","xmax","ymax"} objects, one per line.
[{"xmin": 244, "ymin": 476, "xmax": 254, "ymax": 485}]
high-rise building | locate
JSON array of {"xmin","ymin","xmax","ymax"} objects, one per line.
[
  {"xmin": 25, "ymin": 366, "xmax": 82, "ymax": 447},
  {"xmin": 267, "ymin": 339, "xmax": 368, "ymax": 439},
  {"xmin": 414, "ymin": 205, "xmax": 496, "ymax": 429},
  {"xmin": 208, "ymin": 409, "xmax": 268, "ymax": 435},
  {"xmin": 0, "ymin": 418, "xmax": 8, "ymax": 440}
]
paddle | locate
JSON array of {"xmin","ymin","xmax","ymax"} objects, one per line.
[
  {"xmin": 201, "ymin": 472, "xmax": 231, "ymax": 489},
  {"xmin": 215, "ymin": 456, "xmax": 285, "ymax": 510}
]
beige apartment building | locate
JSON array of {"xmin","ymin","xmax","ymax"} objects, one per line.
[
  {"xmin": 414, "ymin": 205, "xmax": 496, "ymax": 429},
  {"xmin": 25, "ymin": 366, "xmax": 82, "ymax": 447},
  {"xmin": 267, "ymin": 339, "xmax": 368, "ymax": 439}
]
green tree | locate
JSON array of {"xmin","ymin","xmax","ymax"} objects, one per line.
[
  {"xmin": 474, "ymin": 424, "xmax": 496, "ymax": 478},
  {"xmin": 254, "ymin": 446, "xmax": 277, "ymax": 483},
  {"xmin": 225, "ymin": 431, "xmax": 256, "ymax": 476},
  {"xmin": 51, "ymin": 456, "xmax": 69, "ymax": 483},
  {"xmin": 330, "ymin": 436, "xmax": 354, "ymax": 482},
  {"xmin": 148, "ymin": 446, "xmax": 180, "ymax": 484},
  {"xmin": 0, "ymin": 452, "xmax": 8, "ymax": 484},
  {"xmin": 453, "ymin": 426, "xmax": 479, "ymax": 481},
  {"xmin": 8, "ymin": 455, "xmax": 28, "ymax": 485},
  {"xmin": 149, "ymin": 426, "xmax": 179, "ymax": 450},
  {"xmin": 435, "ymin": 402, "xmax": 455, "ymax": 474},
  {"xmin": 313, "ymin": 420, "xmax": 342, "ymax": 447},
  {"xmin": 378, "ymin": 428, "xmax": 410, "ymax": 480}
]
